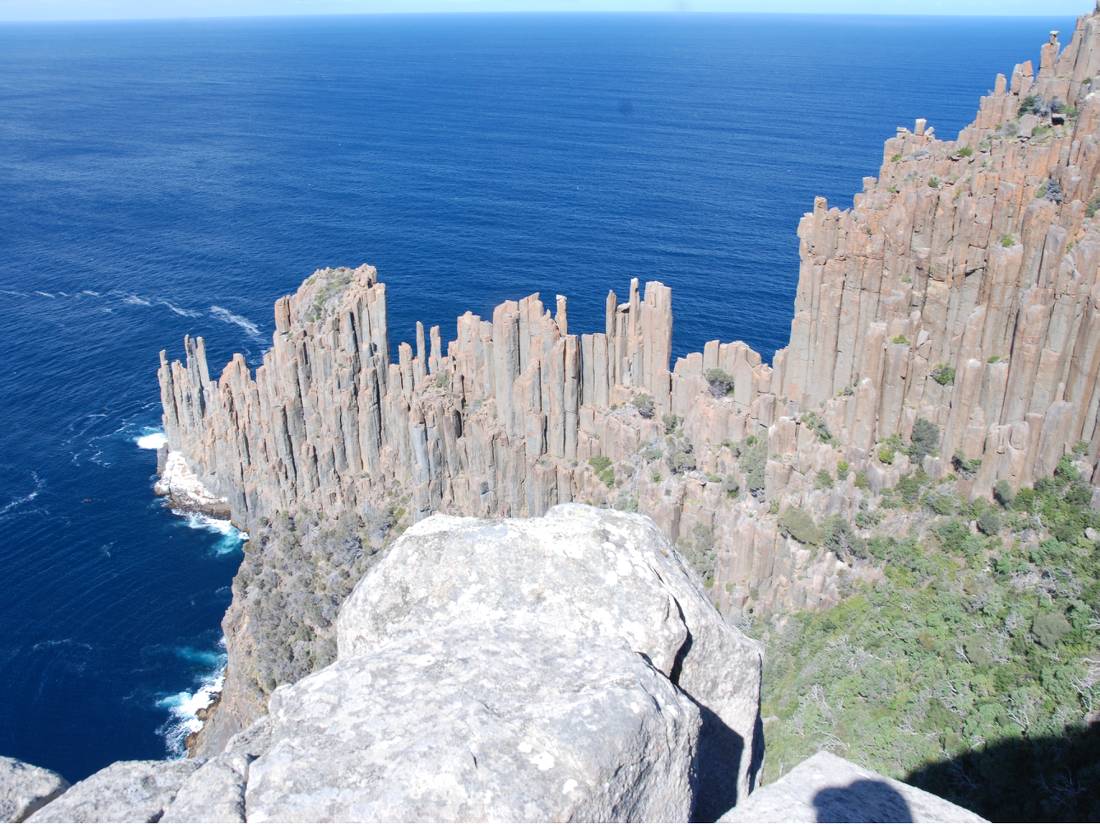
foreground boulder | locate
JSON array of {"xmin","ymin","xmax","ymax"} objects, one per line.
[
  {"xmin": 246, "ymin": 504, "xmax": 764, "ymax": 821},
  {"xmin": 0, "ymin": 757, "xmax": 68, "ymax": 823},
  {"xmin": 720, "ymin": 751, "xmax": 986, "ymax": 823}
]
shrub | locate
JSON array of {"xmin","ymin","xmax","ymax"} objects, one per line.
[
  {"xmin": 993, "ymin": 479, "xmax": 1015, "ymax": 508},
  {"xmin": 823, "ymin": 516, "xmax": 866, "ymax": 562},
  {"xmin": 909, "ymin": 418, "xmax": 940, "ymax": 463},
  {"xmin": 1000, "ymin": 234, "xmax": 1016, "ymax": 248},
  {"xmin": 878, "ymin": 444, "xmax": 896, "ymax": 465},
  {"xmin": 1087, "ymin": 196, "xmax": 1100, "ymax": 219},
  {"xmin": 976, "ymin": 508, "xmax": 1002, "ymax": 536},
  {"xmin": 952, "ymin": 452, "xmax": 981, "ymax": 478},
  {"xmin": 836, "ymin": 460, "xmax": 850, "ymax": 481},
  {"xmin": 957, "ymin": 146, "xmax": 973, "ymax": 158},
  {"xmin": 588, "ymin": 455, "xmax": 615, "ymax": 487},
  {"xmin": 854, "ymin": 470, "xmax": 871, "ymax": 490},
  {"xmin": 1031, "ymin": 611, "xmax": 1071, "ymax": 648},
  {"xmin": 928, "ymin": 176, "xmax": 940, "ymax": 189},
  {"xmin": 931, "ymin": 364, "xmax": 956, "ymax": 386},
  {"xmin": 987, "ymin": 354, "xmax": 1004, "ymax": 364},
  {"xmin": 723, "ymin": 475, "xmax": 740, "ymax": 499},
  {"xmin": 815, "ymin": 469, "xmax": 834, "ymax": 491},
  {"xmin": 662, "ymin": 413, "xmax": 681, "ymax": 434},
  {"xmin": 778, "ymin": 507, "xmax": 821, "ymax": 546},
  {"xmin": 1040, "ymin": 177, "xmax": 1064, "ymax": 204},
  {"xmin": 890, "ymin": 153, "xmax": 902, "ymax": 162},
  {"xmin": 1017, "ymin": 94, "xmax": 1042, "ymax": 116},
  {"xmin": 739, "ymin": 436, "xmax": 768, "ymax": 497},
  {"xmin": 704, "ymin": 368, "xmax": 736, "ymax": 398},
  {"xmin": 999, "ymin": 119, "xmax": 1019, "ymax": 138},
  {"xmin": 802, "ymin": 411, "xmax": 834, "ymax": 444},
  {"xmin": 667, "ymin": 441, "xmax": 696, "ymax": 474},
  {"xmin": 633, "ymin": 393, "xmax": 655, "ymax": 419},
  {"xmin": 891, "ymin": 334, "xmax": 910, "ymax": 345},
  {"xmin": 1073, "ymin": 440, "xmax": 1089, "ymax": 456}
]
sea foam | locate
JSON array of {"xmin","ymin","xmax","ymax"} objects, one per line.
[
  {"xmin": 135, "ymin": 430, "xmax": 167, "ymax": 450},
  {"xmin": 156, "ymin": 654, "xmax": 226, "ymax": 757}
]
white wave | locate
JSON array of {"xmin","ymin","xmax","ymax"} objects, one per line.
[
  {"xmin": 159, "ymin": 299, "xmax": 201, "ymax": 318},
  {"xmin": 34, "ymin": 291, "xmax": 55, "ymax": 298},
  {"xmin": 171, "ymin": 509, "xmax": 249, "ymax": 555},
  {"xmin": 156, "ymin": 658, "xmax": 226, "ymax": 757},
  {"xmin": 123, "ymin": 294, "xmax": 151, "ymax": 306},
  {"xmin": 210, "ymin": 305, "xmax": 264, "ymax": 341},
  {"xmin": 135, "ymin": 430, "xmax": 167, "ymax": 450},
  {"xmin": 0, "ymin": 289, "xmax": 27, "ymax": 298},
  {"xmin": 0, "ymin": 472, "xmax": 43, "ymax": 520},
  {"xmin": 82, "ymin": 290, "xmax": 100, "ymax": 297}
]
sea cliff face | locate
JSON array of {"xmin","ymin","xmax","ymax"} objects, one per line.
[{"xmin": 157, "ymin": 7, "xmax": 1100, "ymax": 762}]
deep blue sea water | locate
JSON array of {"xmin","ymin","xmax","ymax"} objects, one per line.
[{"xmin": 0, "ymin": 11, "xmax": 1075, "ymax": 782}]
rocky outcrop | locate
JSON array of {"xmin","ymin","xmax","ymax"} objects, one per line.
[
  {"xmin": 720, "ymin": 751, "xmax": 986, "ymax": 823},
  {"xmin": 0, "ymin": 757, "xmax": 68, "ymax": 823},
  {"xmin": 18, "ymin": 507, "xmax": 763, "ymax": 823}
]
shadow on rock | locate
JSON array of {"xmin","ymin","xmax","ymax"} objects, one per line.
[{"xmin": 812, "ymin": 779, "xmax": 913, "ymax": 823}]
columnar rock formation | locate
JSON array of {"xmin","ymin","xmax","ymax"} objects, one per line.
[
  {"xmin": 156, "ymin": 4, "xmax": 1100, "ymax": 763},
  {"xmin": 776, "ymin": 12, "xmax": 1100, "ymax": 496}
]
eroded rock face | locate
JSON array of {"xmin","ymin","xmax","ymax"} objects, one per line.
[{"xmin": 0, "ymin": 757, "xmax": 68, "ymax": 823}]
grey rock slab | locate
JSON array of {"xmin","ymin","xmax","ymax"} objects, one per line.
[
  {"xmin": 28, "ymin": 760, "xmax": 200, "ymax": 823},
  {"xmin": 721, "ymin": 751, "xmax": 986, "ymax": 823},
  {"xmin": 245, "ymin": 623, "xmax": 700, "ymax": 822},
  {"xmin": 0, "ymin": 757, "xmax": 69, "ymax": 823},
  {"xmin": 336, "ymin": 504, "xmax": 764, "ymax": 817},
  {"xmin": 161, "ymin": 753, "xmax": 251, "ymax": 823}
]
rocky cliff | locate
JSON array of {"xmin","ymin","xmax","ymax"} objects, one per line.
[{"xmin": 155, "ymin": 6, "xmax": 1100, "ymax": 756}]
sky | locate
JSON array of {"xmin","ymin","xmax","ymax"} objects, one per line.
[{"xmin": 0, "ymin": 0, "xmax": 1090, "ymax": 21}]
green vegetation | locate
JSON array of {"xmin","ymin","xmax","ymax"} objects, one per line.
[
  {"xmin": 928, "ymin": 176, "xmax": 941, "ymax": 189},
  {"xmin": 632, "ymin": 393, "xmax": 655, "ymax": 419},
  {"xmin": 778, "ymin": 506, "xmax": 821, "ymax": 546},
  {"xmin": 815, "ymin": 469, "xmax": 834, "ymax": 491},
  {"xmin": 931, "ymin": 364, "xmax": 956, "ymax": 386},
  {"xmin": 957, "ymin": 146, "xmax": 974, "ymax": 158},
  {"xmin": 802, "ymin": 410, "xmax": 835, "ymax": 445},
  {"xmin": 1087, "ymin": 195, "xmax": 1100, "ymax": 219},
  {"xmin": 739, "ymin": 435, "xmax": 768, "ymax": 498},
  {"xmin": 988, "ymin": 354, "xmax": 1005, "ymax": 364},
  {"xmin": 305, "ymin": 268, "xmax": 354, "ymax": 322},
  {"xmin": 836, "ymin": 460, "xmax": 850, "ymax": 481},
  {"xmin": 890, "ymin": 153, "xmax": 902, "ymax": 162},
  {"xmin": 952, "ymin": 453, "xmax": 982, "ymax": 479},
  {"xmin": 756, "ymin": 462, "xmax": 1100, "ymax": 821},
  {"xmin": 1017, "ymin": 94, "xmax": 1042, "ymax": 116},
  {"xmin": 704, "ymin": 367, "xmax": 736, "ymax": 398},
  {"xmin": 891, "ymin": 334, "xmax": 910, "ymax": 346},
  {"xmin": 588, "ymin": 455, "xmax": 615, "ymax": 487},
  {"xmin": 1000, "ymin": 234, "xmax": 1016, "ymax": 248},
  {"xmin": 662, "ymin": 413, "xmax": 682, "ymax": 434},
  {"xmin": 908, "ymin": 417, "xmax": 940, "ymax": 464}
]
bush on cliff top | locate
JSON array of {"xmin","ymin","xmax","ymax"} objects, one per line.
[{"xmin": 755, "ymin": 463, "xmax": 1100, "ymax": 822}]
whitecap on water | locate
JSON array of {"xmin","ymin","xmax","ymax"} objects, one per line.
[
  {"xmin": 210, "ymin": 305, "xmax": 264, "ymax": 342},
  {"xmin": 135, "ymin": 429, "xmax": 167, "ymax": 450}
]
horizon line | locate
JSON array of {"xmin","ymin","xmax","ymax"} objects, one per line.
[{"xmin": 0, "ymin": 9, "xmax": 1076, "ymax": 23}]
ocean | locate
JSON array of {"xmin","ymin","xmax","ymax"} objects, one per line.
[{"xmin": 0, "ymin": 11, "xmax": 1074, "ymax": 782}]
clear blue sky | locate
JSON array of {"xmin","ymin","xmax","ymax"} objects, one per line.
[{"xmin": 0, "ymin": 0, "xmax": 1089, "ymax": 21}]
